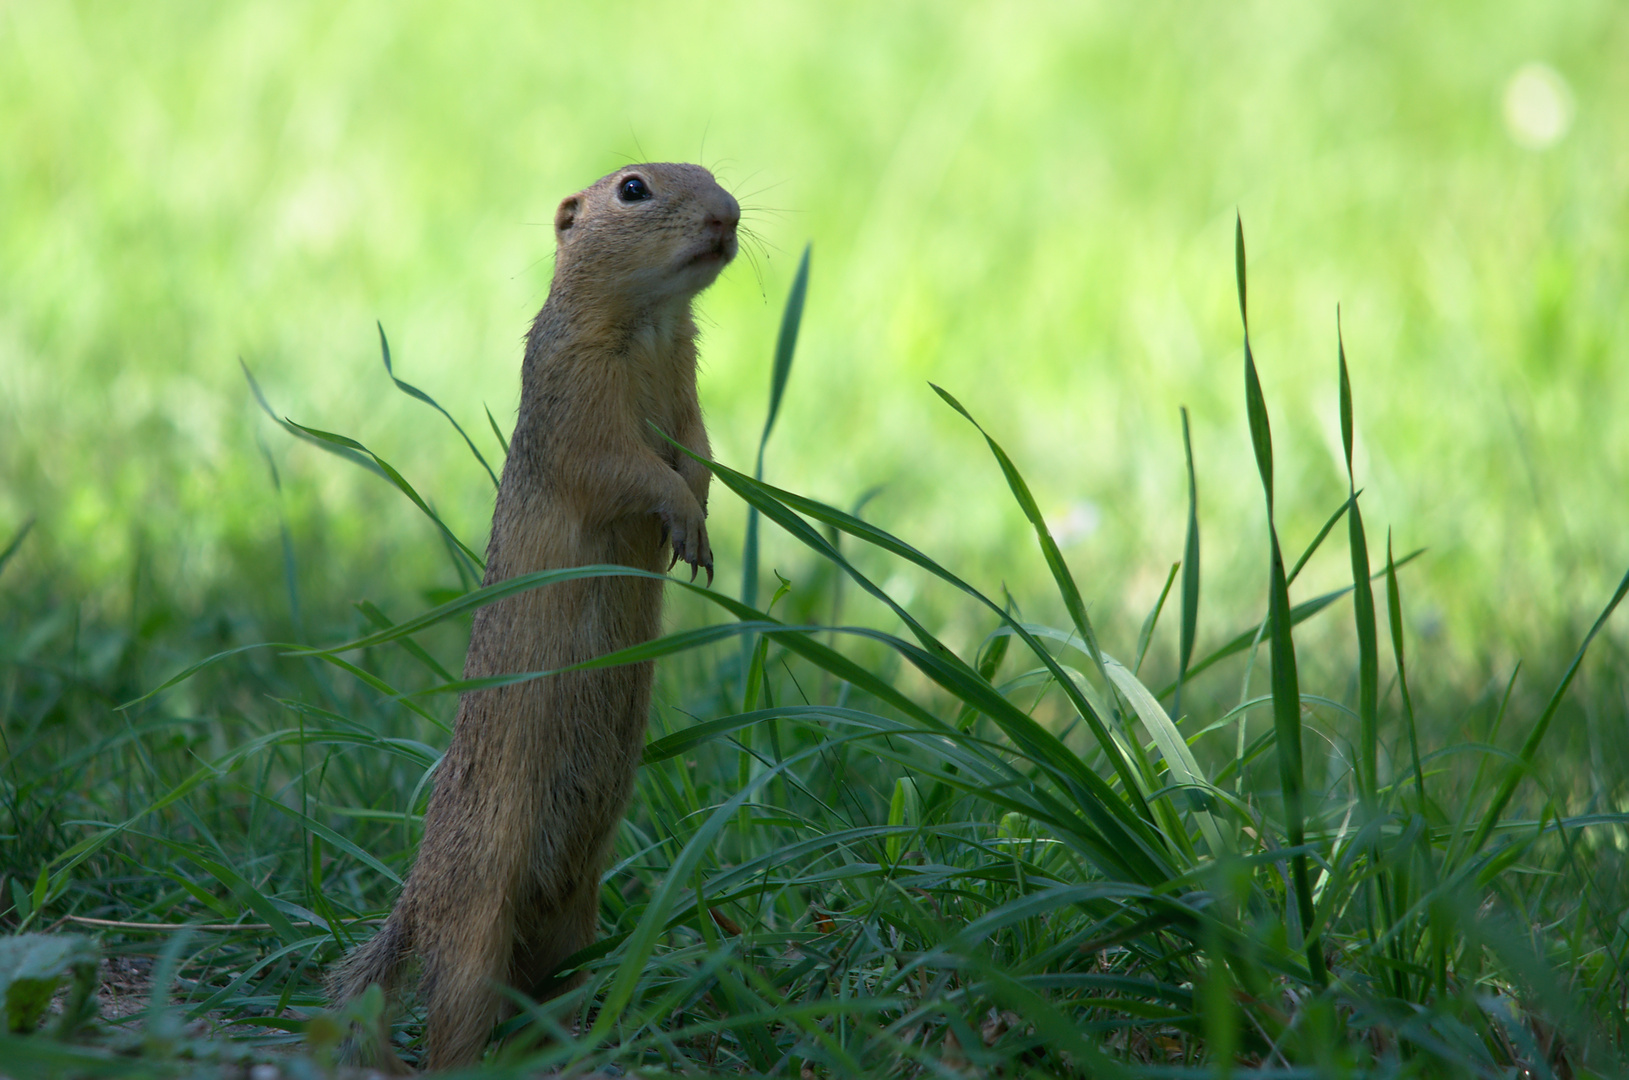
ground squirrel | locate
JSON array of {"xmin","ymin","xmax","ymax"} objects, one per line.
[{"xmin": 330, "ymin": 162, "xmax": 740, "ymax": 1069}]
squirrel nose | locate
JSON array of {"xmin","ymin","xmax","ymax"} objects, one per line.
[{"xmin": 707, "ymin": 194, "xmax": 741, "ymax": 234}]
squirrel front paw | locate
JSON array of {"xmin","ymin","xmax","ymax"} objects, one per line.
[{"xmin": 661, "ymin": 504, "xmax": 714, "ymax": 585}]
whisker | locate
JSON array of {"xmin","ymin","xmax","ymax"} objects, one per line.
[
  {"xmin": 738, "ymin": 239, "xmax": 767, "ymax": 298},
  {"xmin": 510, "ymin": 251, "xmax": 557, "ymax": 281},
  {"xmin": 739, "ymin": 205, "xmax": 800, "ymax": 220},
  {"xmin": 724, "ymin": 166, "xmax": 764, "ymax": 191},
  {"xmin": 736, "ymin": 178, "xmax": 788, "ymax": 202},
  {"xmin": 738, "ymin": 225, "xmax": 785, "ymax": 262}
]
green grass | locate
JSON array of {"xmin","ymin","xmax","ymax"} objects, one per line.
[
  {"xmin": 4, "ymin": 237, "xmax": 1628, "ymax": 1077},
  {"xmin": 4, "ymin": 2, "xmax": 1629, "ymax": 660}
]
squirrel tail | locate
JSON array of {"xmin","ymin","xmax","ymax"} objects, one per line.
[{"xmin": 330, "ymin": 912, "xmax": 411, "ymax": 1008}]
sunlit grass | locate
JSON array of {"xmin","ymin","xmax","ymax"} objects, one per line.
[{"xmin": 2, "ymin": 2, "xmax": 1627, "ymax": 664}]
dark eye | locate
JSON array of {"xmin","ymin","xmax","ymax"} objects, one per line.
[{"xmin": 617, "ymin": 176, "xmax": 652, "ymax": 202}]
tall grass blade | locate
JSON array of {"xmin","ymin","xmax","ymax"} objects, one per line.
[
  {"xmin": 1339, "ymin": 313, "xmax": 1380, "ymax": 805},
  {"xmin": 932, "ymin": 384, "xmax": 1108, "ymax": 678},
  {"xmin": 244, "ymin": 356, "xmax": 482, "ymax": 581},
  {"xmin": 485, "ymin": 404, "xmax": 510, "ymax": 455},
  {"xmin": 120, "ymin": 642, "xmax": 281, "ymax": 709},
  {"xmin": 416, "ymin": 620, "xmax": 801, "ymax": 696},
  {"xmin": 1286, "ymin": 492, "xmax": 1354, "ymax": 587},
  {"xmin": 761, "ymin": 243, "xmax": 811, "ymax": 461},
  {"xmin": 295, "ymin": 564, "xmax": 656, "ymax": 654},
  {"xmin": 242, "ymin": 359, "xmax": 384, "ymax": 478},
  {"xmin": 282, "ymin": 419, "xmax": 484, "ymax": 572},
  {"xmin": 1238, "ymin": 217, "xmax": 1324, "ymax": 985},
  {"xmin": 1133, "ymin": 560, "xmax": 1178, "ymax": 675},
  {"xmin": 354, "ymin": 598, "xmax": 455, "ymax": 682},
  {"xmin": 1235, "ymin": 212, "xmax": 1248, "ymax": 330},
  {"xmin": 742, "ymin": 244, "xmax": 811, "ymax": 695},
  {"xmin": 1445, "ymin": 664, "xmax": 1520, "ymax": 869},
  {"xmin": 1238, "ymin": 219, "xmax": 1272, "ymax": 512},
  {"xmin": 376, "ymin": 321, "xmax": 499, "ymax": 489},
  {"xmin": 1176, "ymin": 406, "xmax": 1200, "ymax": 721},
  {"xmin": 1384, "ymin": 531, "xmax": 1427, "ymax": 810}
]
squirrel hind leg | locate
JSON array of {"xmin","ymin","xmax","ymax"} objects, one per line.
[
  {"xmin": 511, "ymin": 875, "xmax": 602, "ymax": 1005},
  {"xmin": 419, "ymin": 909, "xmax": 520, "ymax": 1070}
]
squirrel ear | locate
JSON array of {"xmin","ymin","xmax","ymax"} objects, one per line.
[{"xmin": 555, "ymin": 196, "xmax": 581, "ymax": 237}]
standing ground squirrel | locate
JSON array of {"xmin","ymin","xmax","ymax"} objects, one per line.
[{"xmin": 330, "ymin": 162, "xmax": 740, "ymax": 1070}]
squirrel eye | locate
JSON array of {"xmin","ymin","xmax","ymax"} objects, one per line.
[{"xmin": 617, "ymin": 176, "xmax": 652, "ymax": 202}]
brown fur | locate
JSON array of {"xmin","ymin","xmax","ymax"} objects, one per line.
[{"xmin": 329, "ymin": 163, "xmax": 739, "ymax": 1070}]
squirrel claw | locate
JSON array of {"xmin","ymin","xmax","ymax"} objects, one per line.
[
  {"xmin": 668, "ymin": 549, "xmax": 680, "ymax": 571},
  {"xmin": 704, "ymin": 563, "xmax": 714, "ymax": 587}
]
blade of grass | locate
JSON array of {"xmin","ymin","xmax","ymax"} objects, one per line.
[
  {"xmin": 1339, "ymin": 312, "xmax": 1380, "ymax": 807},
  {"xmin": 1101, "ymin": 655, "xmax": 1229, "ymax": 858},
  {"xmin": 284, "ymin": 418, "xmax": 484, "ymax": 572},
  {"xmin": 1286, "ymin": 491, "xmax": 1355, "ymax": 587},
  {"xmin": 485, "ymin": 404, "xmax": 511, "ymax": 455},
  {"xmin": 1133, "ymin": 561, "xmax": 1179, "ymax": 676},
  {"xmin": 741, "ymin": 246, "xmax": 810, "ymax": 716},
  {"xmin": 687, "ymin": 442, "xmax": 1404, "ymax": 765},
  {"xmin": 1238, "ymin": 215, "xmax": 1324, "ymax": 986},
  {"xmin": 355, "ymin": 598, "xmax": 455, "ymax": 683},
  {"xmin": 420, "ymin": 620, "xmax": 804, "ymax": 696},
  {"xmin": 957, "ymin": 625, "xmax": 1012, "ymax": 731},
  {"xmin": 246, "ymin": 360, "xmax": 484, "ymax": 579},
  {"xmin": 928, "ymin": 385, "xmax": 1157, "ymax": 819},
  {"xmin": 122, "ymin": 561, "xmax": 662, "ymax": 709},
  {"xmin": 241, "ymin": 359, "xmax": 384, "ymax": 479},
  {"xmin": 742, "ymin": 243, "xmax": 810, "ymax": 622},
  {"xmin": 376, "ymin": 321, "xmax": 499, "ymax": 489},
  {"xmin": 293, "ymin": 564, "xmax": 664, "ymax": 656},
  {"xmin": 1175, "ymin": 406, "xmax": 1200, "ymax": 722},
  {"xmin": 1385, "ymin": 531, "xmax": 1427, "ymax": 812},
  {"xmin": 386, "ymin": 571, "xmax": 1175, "ymax": 881},
  {"xmin": 931, "ymin": 385, "xmax": 1107, "ymax": 678},
  {"xmin": 1445, "ymin": 665, "xmax": 1521, "ymax": 870}
]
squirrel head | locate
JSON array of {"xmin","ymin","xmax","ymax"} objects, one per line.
[{"xmin": 551, "ymin": 163, "xmax": 740, "ymax": 315}]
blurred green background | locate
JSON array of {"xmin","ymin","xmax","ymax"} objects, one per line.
[{"xmin": 2, "ymin": 0, "xmax": 1625, "ymax": 686}]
